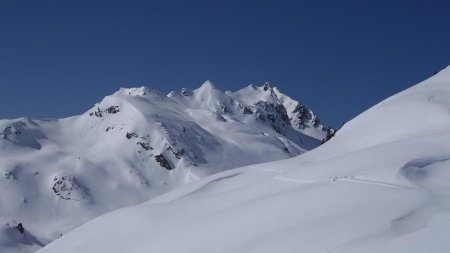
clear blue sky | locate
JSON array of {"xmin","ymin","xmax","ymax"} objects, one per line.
[{"xmin": 0, "ymin": 0, "xmax": 449, "ymax": 128}]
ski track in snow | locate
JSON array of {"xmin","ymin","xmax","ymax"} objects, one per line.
[
  {"xmin": 274, "ymin": 175, "xmax": 413, "ymax": 189},
  {"xmin": 333, "ymin": 177, "xmax": 414, "ymax": 189},
  {"xmin": 330, "ymin": 156, "xmax": 450, "ymax": 253}
]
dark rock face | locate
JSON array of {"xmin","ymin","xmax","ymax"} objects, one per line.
[
  {"xmin": 16, "ymin": 223, "xmax": 24, "ymax": 234},
  {"xmin": 105, "ymin": 106, "xmax": 120, "ymax": 114},
  {"xmin": 126, "ymin": 132, "xmax": 138, "ymax": 139},
  {"xmin": 155, "ymin": 154, "xmax": 173, "ymax": 170},
  {"xmin": 181, "ymin": 88, "xmax": 193, "ymax": 96},
  {"xmin": 254, "ymin": 101, "xmax": 290, "ymax": 134},
  {"xmin": 137, "ymin": 142, "xmax": 153, "ymax": 151},
  {"xmin": 291, "ymin": 104, "xmax": 310, "ymax": 128},
  {"xmin": 93, "ymin": 108, "xmax": 103, "ymax": 117},
  {"xmin": 89, "ymin": 106, "xmax": 120, "ymax": 117},
  {"xmin": 52, "ymin": 175, "xmax": 92, "ymax": 203},
  {"xmin": 321, "ymin": 128, "xmax": 335, "ymax": 144},
  {"xmin": 262, "ymin": 83, "xmax": 272, "ymax": 91}
]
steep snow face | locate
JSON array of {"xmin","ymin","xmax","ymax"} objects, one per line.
[
  {"xmin": 0, "ymin": 82, "xmax": 329, "ymax": 253},
  {"xmin": 37, "ymin": 66, "xmax": 450, "ymax": 253}
]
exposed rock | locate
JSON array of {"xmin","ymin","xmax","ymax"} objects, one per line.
[
  {"xmin": 155, "ymin": 154, "xmax": 173, "ymax": 170},
  {"xmin": 126, "ymin": 132, "xmax": 138, "ymax": 139},
  {"xmin": 105, "ymin": 106, "xmax": 120, "ymax": 114},
  {"xmin": 137, "ymin": 142, "xmax": 153, "ymax": 151},
  {"xmin": 52, "ymin": 175, "xmax": 92, "ymax": 203},
  {"xmin": 90, "ymin": 106, "xmax": 120, "ymax": 117}
]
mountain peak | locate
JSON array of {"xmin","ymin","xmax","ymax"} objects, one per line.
[
  {"xmin": 262, "ymin": 82, "xmax": 273, "ymax": 91},
  {"xmin": 198, "ymin": 80, "xmax": 216, "ymax": 90}
]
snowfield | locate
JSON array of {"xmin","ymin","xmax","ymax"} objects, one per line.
[
  {"xmin": 0, "ymin": 81, "xmax": 329, "ymax": 253},
  {"xmin": 36, "ymin": 66, "xmax": 450, "ymax": 253}
]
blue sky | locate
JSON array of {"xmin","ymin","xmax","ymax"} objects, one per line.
[{"xmin": 0, "ymin": 0, "xmax": 449, "ymax": 128}]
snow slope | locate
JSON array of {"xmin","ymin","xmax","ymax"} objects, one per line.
[
  {"xmin": 37, "ymin": 66, "xmax": 450, "ymax": 253},
  {"xmin": 0, "ymin": 82, "xmax": 329, "ymax": 253}
]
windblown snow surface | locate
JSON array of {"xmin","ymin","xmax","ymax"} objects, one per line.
[
  {"xmin": 36, "ymin": 66, "xmax": 450, "ymax": 253},
  {"xmin": 0, "ymin": 82, "xmax": 330, "ymax": 253}
]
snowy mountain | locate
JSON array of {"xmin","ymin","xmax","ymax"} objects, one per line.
[
  {"xmin": 0, "ymin": 81, "xmax": 330, "ymax": 253},
  {"xmin": 36, "ymin": 66, "xmax": 450, "ymax": 253}
]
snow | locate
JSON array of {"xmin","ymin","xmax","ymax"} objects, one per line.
[
  {"xmin": 36, "ymin": 66, "xmax": 450, "ymax": 253},
  {"xmin": 232, "ymin": 82, "xmax": 328, "ymax": 141},
  {"xmin": 0, "ymin": 218, "xmax": 45, "ymax": 253},
  {"xmin": 0, "ymin": 82, "xmax": 328, "ymax": 253}
]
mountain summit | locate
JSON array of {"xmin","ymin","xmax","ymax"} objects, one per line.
[{"xmin": 0, "ymin": 82, "xmax": 330, "ymax": 253}]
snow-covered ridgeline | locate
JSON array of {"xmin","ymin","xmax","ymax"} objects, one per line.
[{"xmin": 0, "ymin": 81, "xmax": 330, "ymax": 253}]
